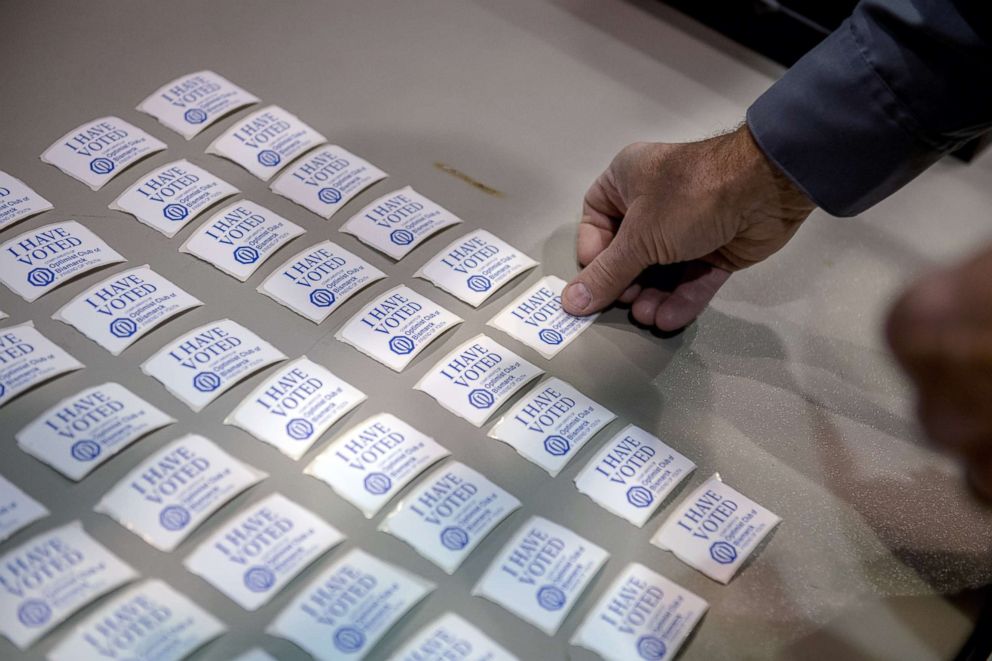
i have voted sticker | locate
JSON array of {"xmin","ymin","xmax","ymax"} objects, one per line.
[
  {"xmin": 0, "ymin": 220, "xmax": 125, "ymax": 302},
  {"xmin": 651, "ymin": 473, "xmax": 781, "ymax": 584},
  {"xmin": 41, "ymin": 116, "xmax": 166, "ymax": 190},
  {"xmin": 0, "ymin": 170, "xmax": 53, "ymax": 232},
  {"xmin": 415, "ymin": 334, "xmax": 544, "ymax": 427},
  {"xmin": 0, "ymin": 322, "xmax": 83, "ymax": 409},
  {"xmin": 489, "ymin": 377, "xmax": 616, "ymax": 477},
  {"xmin": 53, "ymin": 265, "xmax": 203, "ymax": 355},
  {"xmin": 268, "ymin": 549, "xmax": 434, "ymax": 661},
  {"xmin": 258, "ymin": 240, "xmax": 386, "ymax": 323},
  {"xmin": 0, "ymin": 522, "xmax": 137, "ymax": 650},
  {"xmin": 575, "ymin": 425, "xmax": 695, "ymax": 528},
  {"xmin": 207, "ymin": 105, "xmax": 326, "ymax": 181},
  {"xmin": 380, "ymin": 461, "xmax": 520, "ymax": 574},
  {"xmin": 16, "ymin": 382, "xmax": 174, "ymax": 481},
  {"xmin": 393, "ymin": 613, "xmax": 519, "ymax": 661},
  {"xmin": 305, "ymin": 413, "xmax": 450, "ymax": 518},
  {"xmin": 571, "ymin": 563, "xmax": 708, "ymax": 661},
  {"xmin": 226, "ymin": 357, "xmax": 366, "ymax": 461},
  {"xmin": 270, "ymin": 145, "xmax": 387, "ymax": 219},
  {"xmin": 142, "ymin": 319, "xmax": 286, "ymax": 411},
  {"xmin": 181, "ymin": 200, "xmax": 305, "ymax": 281},
  {"xmin": 336, "ymin": 285, "xmax": 462, "ymax": 372},
  {"xmin": 473, "ymin": 516, "xmax": 609, "ymax": 635},
  {"xmin": 340, "ymin": 186, "xmax": 461, "ymax": 260},
  {"xmin": 416, "ymin": 229, "xmax": 538, "ymax": 307},
  {"xmin": 49, "ymin": 579, "xmax": 226, "ymax": 661},
  {"xmin": 0, "ymin": 474, "xmax": 48, "ymax": 543},
  {"xmin": 185, "ymin": 493, "xmax": 344, "ymax": 611},
  {"xmin": 138, "ymin": 70, "xmax": 259, "ymax": 139},
  {"xmin": 110, "ymin": 160, "xmax": 239, "ymax": 237},
  {"xmin": 489, "ymin": 275, "xmax": 596, "ymax": 359},
  {"xmin": 95, "ymin": 434, "xmax": 267, "ymax": 551}
]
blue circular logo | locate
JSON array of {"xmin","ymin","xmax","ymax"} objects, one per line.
[
  {"xmin": 538, "ymin": 328, "xmax": 564, "ymax": 345},
  {"xmin": 309, "ymin": 288, "xmax": 336, "ymax": 308},
  {"xmin": 0, "ymin": 383, "xmax": 5, "ymax": 398},
  {"xmin": 233, "ymin": 245, "xmax": 260, "ymax": 265},
  {"xmin": 466, "ymin": 275, "xmax": 491, "ymax": 292},
  {"xmin": 388, "ymin": 336, "xmax": 415, "ymax": 355},
  {"xmin": 468, "ymin": 389, "xmax": 495, "ymax": 409},
  {"xmin": 18, "ymin": 600, "xmax": 51, "ymax": 628},
  {"xmin": 318, "ymin": 187, "xmax": 342, "ymax": 204},
  {"xmin": 27, "ymin": 267, "xmax": 56, "ymax": 288},
  {"xmin": 536, "ymin": 585, "xmax": 567, "ymax": 611},
  {"xmin": 637, "ymin": 635, "xmax": 668, "ymax": 660},
  {"xmin": 184, "ymin": 108, "xmax": 208, "ymax": 124},
  {"xmin": 162, "ymin": 203, "xmax": 189, "ymax": 221},
  {"xmin": 70, "ymin": 440, "xmax": 102, "ymax": 462},
  {"xmin": 159, "ymin": 505, "xmax": 191, "ymax": 531},
  {"xmin": 389, "ymin": 229, "xmax": 415, "ymax": 246},
  {"xmin": 193, "ymin": 371, "xmax": 222, "ymax": 392},
  {"xmin": 364, "ymin": 472, "xmax": 392, "ymax": 495},
  {"xmin": 440, "ymin": 526, "xmax": 470, "ymax": 551},
  {"xmin": 543, "ymin": 435, "xmax": 570, "ymax": 456},
  {"xmin": 709, "ymin": 541, "xmax": 738, "ymax": 565},
  {"xmin": 89, "ymin": 157, "xmax": 115, "ymax": 175},
  {"xmin": 109, "ymin": 317, "xmax": 138, "ymax": 338},
  {"xmin": 244, "ymin": 566, "xmax": 277, "ymax": 593},
  {"xmin": 286, "ymin": 418, "xmax": 314, "ymax": 441},
  {"xmin": 627, "ymin": 485, "xmax": 654, "ymax": 508},
  {"xmin": 333, "ymin": 626, "xmax": 366, "ymax": 653},
  {"xmin": 257, "ymin": 150, "xmax": 281, "ymax": 167}
]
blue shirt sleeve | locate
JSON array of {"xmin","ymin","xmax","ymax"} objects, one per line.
[{"xmin": 747, "ymin": 0, "xmax": 992, "ymax": 217}]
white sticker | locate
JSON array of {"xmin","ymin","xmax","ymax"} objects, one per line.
[
  {"xmin": 336, "ymin": 285, "xmax": 462, "ymax": 372},
  {"xmin": 268, "ymin": 548, "xmax": 434, "ymax": 661},
  {"xmin": 207, "ymin": 105, "xmax": 326, "ymax": 181},
  {"xmin": 0, "ymin": 220, "xmax": 125, "ymax": 302},
  {"xmin": 488, "ymin": 377, "xmax": 616, "ymax": 477},
  {"xmin": 269, "ymin": 145, "xmax": 387, "ymax": 219},
  {"xmin": 0, "ymin": 170, "xmax": 53, "ymax": 231},
  {"xmin": 95, "ymin": 434, "xmax": 267, "ymax": 551},
  {"xmin": 41, "ymin": 116, "xmax": 166, "ymax": 190},
  {"xmin": 0, "ymin": 522, "xmax": 137, "ymax": 650},
  {"xmin": 305, "ymin": 413, "xmax": 450, "ymax": 518},
  {"xmin": 415, "ymin": 334, "xmax": 543, "ymax": 427},
  {"xmin": 16, "ymin": 382, "xmax": 174, "ymax": 481},
  {"xmin": 48, "ymin": 579, "xmax": 226, "ymax": 661},
  {"xmin": 380, "ymin": 462, "xmax": 520, "ymax": 574},
  {"xmin": 0, "ymin": 475, "xmax": 48, "ymax": 543},
  {"xmin": 393, "ymin": 613, "xmax": 519, "ymax": 661},
  {"xmin": 0, "ymin": 310, "xmax": 6, "ymax": 321},
  {"xmin": 226, "ymin": 357, "xmax": 366, "ymax": 461},
  {"xmin": 489, "ymin": 275, "xmax": 597, "ymax": 359},
  {"xmin": 416, "ymin": 229, "xmax": 538, "ymax": 307},
  {"xmin": 0, "ymin": 322, "xmax": 83, "ymax": 409},
  {"xmin": 651, "ymin": 474, "xmax": 781, "ymax": 584},
  {"xmin": 137, "ymin": 70, "xmax": 259, "ymax": 139},
  {"xmin": 340, "ymin": 186, "xmax": 461, "ymax": 260},
  {"xmin": 231, "ymin": 649, "xmax": 277, "ymax": 661},
  {"xmin": 571, "ymin": 563, "xmax": 708, "ymax": 661},
  {"xmin": 185, "ymin": 493, "xmax": 344, "ymax": 611},
  {"xmin": 181, "ymin": 200, "xmax": 305, "ymax": 281},
  {"xmin": 110, "ymin": 160, "xmax": 239, "ymax": 237},
  {"xmin": 53, "ymin": 265, "xmax": 203, "ymax": 355},
  {"xmin": 258, "ymin": 240, "xmax": 386, "ymax": 324},
  {"xmin": 473, "ymin": 516, "xmax": 609, "ymax": 635},
  {"xmin": 142, "ymin": 319, "xmax": 286, "ymax": 411},
  {"xmin": 575, "ymin": 425, "xmax": 695, "ymax": 528}
]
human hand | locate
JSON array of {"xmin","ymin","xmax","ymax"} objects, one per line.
[
  {"xmin": 887, "ymin": 246, "xmax": 992, "ymax": 500},
  {"xmin": 561, "ymin": 125, "xmax": 816, "ymax": 330}
]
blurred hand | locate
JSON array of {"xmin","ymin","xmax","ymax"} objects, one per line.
[
  {"xmin": 887, "ymin": 246, "xmax": 992, "ymax": 500},
  {"xmin": 562, "ymin": 125, "xmax": 816, "ymax": 330}
]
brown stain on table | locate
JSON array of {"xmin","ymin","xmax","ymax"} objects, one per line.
[{"xmin": 434, "ymin": 162, "xmax": 504, "ymax": 197}]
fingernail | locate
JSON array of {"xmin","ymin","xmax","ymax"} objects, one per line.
[{"xmin": 564, "ymin": 283, "xmax": 591, "ymax": 313}]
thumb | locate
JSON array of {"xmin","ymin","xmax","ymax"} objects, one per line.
[{"xmin": 563, "ymin": 227, "xmax": 649, "ymax": 316}]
